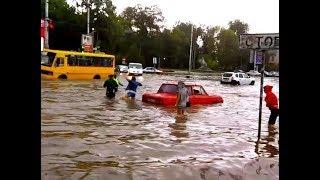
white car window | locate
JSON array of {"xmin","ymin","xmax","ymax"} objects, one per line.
[
  {"xmin": 239, "ymin": 74, "xmax": 243, "ymax": 78},
  {"xmin": 235, "ymin": 74, "xmax": 239, "ymax": 78}
]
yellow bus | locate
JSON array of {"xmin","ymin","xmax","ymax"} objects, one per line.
[{"xmin": 41, "ymin": 49, "xmax": 115, "ymax": 80}]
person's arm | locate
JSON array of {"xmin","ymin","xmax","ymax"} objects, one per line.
[
  {"xmin": 118, "ymin": 79, "xmax": 123, "ymax": 86},
  {"xmin": 103, "ymin": 80, "xmax": 107, "ymax": 88},
  {"xmin": 175, "ymin": 92, "xmax": 180, "ymax": 106}
]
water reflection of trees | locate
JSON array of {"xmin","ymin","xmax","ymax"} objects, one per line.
[{"xmin": 255, "ymin": 126, "xmax": 279, "ymax": 157}]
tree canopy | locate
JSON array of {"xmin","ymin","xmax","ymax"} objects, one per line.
[{"xmin": 42, "ymin": 0, "xmax": 258, "ymax": 71}]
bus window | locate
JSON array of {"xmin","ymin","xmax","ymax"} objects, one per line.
[
  {"xmin": 54, "ymin": 58, "xmax": 64, "ymax": 67},
  {"xmin": 102, "ymin": 57, "xmax": 113, "ymax": 67},
  {"xmin": 67, "ymin": 55, "xmax": 76, "ymax": 66},
  {"xmin": 41, "ymin": 52, "xmax": 56, "ymax": 67},
  {"xmin": 59, "ymin": 58, "xmax": 64, "ymax": 66},
  {"xmin": 66, "ymin": 55, "xmax": 113, "ymax": 67}
]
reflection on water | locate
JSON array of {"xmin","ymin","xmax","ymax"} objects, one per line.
[
  {"xmin": 42, "ymin": 74, "xmax": 279, "ymax": 179},
  {"xmin": 255, "ymin": 126, "xmax": 279, "ymax": 158},
  {"xmin": 169, "ymin": 115, "xmax": 189, "ymax": 142}
]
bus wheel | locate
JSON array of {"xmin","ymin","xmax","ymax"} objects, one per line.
[
  {"xmin": 93, "ymin": 75, "xmax": 101, "ymax": 79},
  {"xmin": 58, "ymin": 74, "xmax": 67, "ymax": 80}
]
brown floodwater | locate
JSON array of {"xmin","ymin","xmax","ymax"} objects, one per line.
[{"xmin": 41, "ymin": 73, "xmax": 279, "ymax": 179}]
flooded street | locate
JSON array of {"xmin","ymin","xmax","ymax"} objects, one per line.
[{"xmin": 41, "ymin": 73, "xmax": 279, "ymax": 179}]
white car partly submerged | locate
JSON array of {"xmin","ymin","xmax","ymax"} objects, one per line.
[
  {"xmin": 221, "ymin": 72, "xmax": 255, "ymax": 85},
  {"xmin": 143, "ymin": 67, "xmax": 163, "ymax": 74},
  {"xmin": 246, "ymin": 70, "xmax": 261, "ymax": 76}
]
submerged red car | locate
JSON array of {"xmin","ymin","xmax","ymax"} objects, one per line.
[{"xmin": 142, "ymin": 82, "xmax": 223, "ymax": 106}]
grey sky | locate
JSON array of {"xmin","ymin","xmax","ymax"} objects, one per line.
[
  {"xmin": 112, "ymin": 0, "xmax": 278, "ymax": 33},
  {"xmin": 67, "ymin": 0, "xmax": 279, "ymax": 33}
]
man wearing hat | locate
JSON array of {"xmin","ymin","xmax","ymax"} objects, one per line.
[{"xmin": 264, "ymin": 85, "xmax": 279, "ymax": 125}]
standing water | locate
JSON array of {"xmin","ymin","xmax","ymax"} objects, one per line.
[{"xmin": 41, "ymin": 73, "xmax": 279, "ymax": 179}]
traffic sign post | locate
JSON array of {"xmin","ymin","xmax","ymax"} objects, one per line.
[
  {"xmin": 239, "ymin": 33, "xmax": 279, "ymax": 140},
  {"xmin": 153, "ymin": 57, "xmax": 157, "ymax": 68}
]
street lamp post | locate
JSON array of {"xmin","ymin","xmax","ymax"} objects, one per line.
[
  {"xmin": 45, "ymin": 0, "xmax": 49, "ymax": 48},
  {"xmin": 188, "ymin": 25, "xmax": 193, "ymax": 74},
  {"xmin": 86, "ymin": 0, "xmax": 90, "ymax": 34}
]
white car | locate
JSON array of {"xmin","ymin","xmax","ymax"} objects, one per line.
[
  {"xmin": 221, "ymin": 72, "xmax": 255, "ymax": 85},
  {"xmin": 268, "ymin": 71, "xmax": 279, "ymax": 77},
  {"xmin": 246, "ymin": 70, "xmax": 261, "ymax": 76},
  {"xmin": 143, "ymin": 67, "xmax": 163, "ymax": 74},
  {"xmin": 116, "ymin": 65, "xmax": 128, "ymax": 73},
  {"xmin": 128, "ymin": 63, "xmax": 143, "ymax": 76}
]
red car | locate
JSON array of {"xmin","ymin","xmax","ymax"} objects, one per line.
[{"xmin": 142, "ymin": 82, "xmax": 223, "ymax": 106}]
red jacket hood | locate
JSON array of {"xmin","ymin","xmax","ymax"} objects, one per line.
[{"xmin": 264, "ymin": 85, "xmax": 273, "ymax": 92}]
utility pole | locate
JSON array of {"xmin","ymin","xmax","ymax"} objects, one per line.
[
  {"xmin": 257, "ymin": 50, "xmax": 266, "ymax": 140},
  {"xmin": 253, "ymin": 50, "xmax": 256, "ymax": 71},
  {"xmin": 87, "ymin": 0, "xmax": 90, "ymax": 34},
  {"xmin": 45, "ymin": 0, "xmax": 49, "ymax": 48},
  {"xmin": 188, "ymin": 25, "xmax": 193, "ymax": 74}
]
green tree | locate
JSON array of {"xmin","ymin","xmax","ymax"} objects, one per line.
[
  {"xmin": 41, "ymin": 0, "xmax": 86, "ymax": 50},
  {"xmin": 217, "ymin": 28, "xmax": 241, "ymax": 70},
  {"xmin": 120, "ymin": 5, "xmax": 165, "ymax": 65},
  {"xmin": 228, "ymin": 19, "xmax": 250, "ymax": 70},
  {"xmin": 228, "ymin": 19, "xmax": 249, "ymax": 35}
]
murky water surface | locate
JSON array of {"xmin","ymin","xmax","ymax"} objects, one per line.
[{"xmin": 42, "ymin": 73, "xmax": 279, "ymax": 179}]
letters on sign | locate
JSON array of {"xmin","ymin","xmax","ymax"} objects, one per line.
[{"xmin": 239, "ymin": 34, "xmax": 279, "ymax": 49}]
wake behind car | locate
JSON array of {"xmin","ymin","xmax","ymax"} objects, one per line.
[
  {"xmin": 142, "ymin": 82, "xmax": 223, "ymax": 105},
  {"xmin": 143, "ymin": 67, "xmax": 163, "ymax": 74},
  {"xmin": 221, "ymin": 72, "xmax": 255, "ymax": 85}
]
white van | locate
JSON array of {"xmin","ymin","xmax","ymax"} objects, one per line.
[{"xmin": 128, "ymin": 63, "xmax": 143, "ymax": 76}]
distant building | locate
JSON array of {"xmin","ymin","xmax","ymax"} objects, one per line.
[{"xmin": 267, "ymin": 50, "xmax": 279, "ymax": 64}]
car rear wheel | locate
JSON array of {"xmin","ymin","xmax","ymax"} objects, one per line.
[
  {"xmin": 250, "ymin": 81, "xmax": 255, "ymax": 85},
  {"xmin": 231, "ymin": 80, "xmax": 239, "ymax": 85}
]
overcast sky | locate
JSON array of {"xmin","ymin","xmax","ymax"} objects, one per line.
[
  {"xmin": 68, "ymin": 0, "xmax": 279, "ymax": 33},
  {"xmin": 114, "ymin": 0, "xmax": 279, "ymax": 33}
]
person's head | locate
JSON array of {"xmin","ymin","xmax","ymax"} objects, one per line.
[
  {"xmin": 177, "ymin": 80, "xmax": 185, "ymax": 89},
  {"xmin": 108, "ymin": 74, "xmax": 113, "ymax": 79},
  {"xmin": 132, "ymin": 76, "xmax": 136, "ymax": 81},
  {"xmin": 264, "ymin": 85, "xmax": 273, "ymax": 93}
]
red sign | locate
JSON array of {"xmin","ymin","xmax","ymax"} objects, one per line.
[
  {"xmin": 84, "ymin": 45, "xmax": 93, "ymax": 52},
  {"xmin": 41, "ymin": 19, "xmax": 45, "ymax": 38}
]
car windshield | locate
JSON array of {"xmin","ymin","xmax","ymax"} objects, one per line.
[
  {"xmin": 158, "ymin": 84, "xmax": 178, "ymax": 93},
  {"xmin": 129, "ymin": 64, "xmax": 142, "ymax": 69},
  {"xmin": 119, "ymin": 66, "xmax": 128, "ymax": 69},
  {"xmin": 41, "ymin": 52, "xmax": 55, "ymax": 67},
  {"xmin": 223, "ymin": 73, "xmax": 233, "ymax": 77},
  {"xmin": 157, "ymin": 84, "xmax": 192, "ymax": 94}
]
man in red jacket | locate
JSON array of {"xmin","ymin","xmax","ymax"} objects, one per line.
[{"xmin": 264, "ymin": 85, "xmax": 279, "ymax": 125}]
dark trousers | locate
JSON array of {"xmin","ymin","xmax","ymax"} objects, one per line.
[
  {"xmin": 268, "ymin": 109, "xmax": 279, "ymax": 125},
  {"xmin": 106, "ymin": 91, "xmax": 115, "ymax": 99}
]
